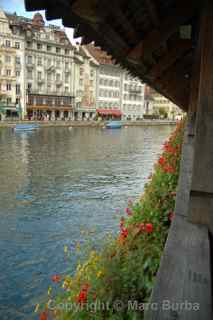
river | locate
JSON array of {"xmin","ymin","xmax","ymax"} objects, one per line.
[{"xmin": 0, "ymin": 125, "xmax": 173, "ymax": 319}]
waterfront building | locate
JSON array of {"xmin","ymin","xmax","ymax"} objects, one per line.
[
  {"xmin": 0, "ymin": 10, "xmax": 26, "ymax": 120},
  {"xmin": 149, "ymin": 88, "xmax": 183, "ymax": 120},
  {"xmin": 73, "ymin": 45, "xmax": 99, "ymax": 120},
  {"xmin": 122, "ymin": 72, "xmax": 145, "ymax": 120},
  {"xmin": 22, "ymin": 13, "xmax": 75, "ymax": 120},
  {"xmin": 86, "ymin": 44, "xmax": 123, "ymax": 120},
  {"xmin": 86, "ymin": 44, "xmax": 145, "ymax": 120}
]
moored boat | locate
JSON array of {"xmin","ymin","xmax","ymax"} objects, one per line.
[
  {"xmin": 14, "ymin": 124, "xmax": 40, "ymax": 132},
  {"xmin": 106, "ymin": 121, "xmax": 122, "ymax": 129}
]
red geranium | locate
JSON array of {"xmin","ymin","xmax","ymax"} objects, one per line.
[
  {"xmin": 51, "ymin": 274, "xmax": 61, "ymax": 283},
  {"xmin": 125, "ymin": 207, "xmax": 133, "ymax": 216},
  {"xmin": 158, "ymin": 156, "xmax": 166, "ymax": 166},
  {"xmin": 39, "ymin": 311, "xmax": 48, "ymax": 320},
  {"xmin": 145, "ymin": 223, "xmax": 153, "ymax": 233},
  {"xmin": 76, "ymin": 290, "xmax": 87, "ymax": 304}
]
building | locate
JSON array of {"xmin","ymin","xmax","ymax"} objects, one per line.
[
  {"xmin": 86, "ymin": 44, "xmax": 122, "ymax": 120},
  {"xmin": 122, "ymin": 72, "xmax": 145, "ymax": 120},
  {"xmin": 23, "ymin": 13, "xmax": 75, "ymax": 120},
  {"xmin": 86, "ymin": 44, "xmax": 145, "ymax": 120},
  {"xmin": 73, "ymin": 45, "xmax": 99, "ymax": 120},
  {"xmin": 0, "ymin": 10, "xmax": 26, "ymax": 120},
  {"xmin": 149, "ymin": 88, "xmax": 183, "ymax": 120}
]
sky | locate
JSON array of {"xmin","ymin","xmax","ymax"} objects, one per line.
[{"xmin": 0, "ymin": 0, "xmax": 81, "ymax": 44}]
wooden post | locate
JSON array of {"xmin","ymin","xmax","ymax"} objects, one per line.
[
  {"xmin": 145, "ymin": 3, "xmax": 213, "ymax": 319},
  {"xmin": 188, "ymin": 1, "xmax": 213, "ymax": 233}
]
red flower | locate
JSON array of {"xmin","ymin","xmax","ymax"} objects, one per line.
[
  {"xmin": 93, "ymin": 293, "xmax": 97, "ymax": 301},
  {"xmin": 145, "ymin": 223, "xmax": 153, "ymax": 233},
  {"xmin": 121, "ymin": 227, "xmax": 128, "ymax": 238},
  {"xmin": 164, "ymin": 165, "xmax": 175, "ymax": 174},
  {"xmin": 120, "ymin": 217, "xmax": 125, "ymax": 228},
  {"xmin": 168, "ymin": 212, "xmax": 174, "ymax": 221},
  {"xmin": 39, "ymin": 311, "xmax": 48, "ymax": 320},
  {"xmin": 125, "ymin": 207, "xmax": 133, "ymax": 216},
  {"xmin": 51, "ymin": 275, "xmax": 61, "ymax": 283},
  {"xmin": 158, "ymin": 156, "xmax": 166, "ymax": 166},
  {"xmin": 76, "ymin": 290, "xmax": 87, "ymax": 304}
]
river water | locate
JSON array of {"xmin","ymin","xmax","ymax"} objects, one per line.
[{"xmin": 0, "ymin": 126, "xmax": 173, "ymax": 319}]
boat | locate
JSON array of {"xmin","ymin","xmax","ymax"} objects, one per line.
[
  {"xmin": 14, "ymin": 124, "xmax": 40, "ymax": 132},
  {"xmin": 106, "ymin": 121, "xmax": 122, "ymax": 129}
]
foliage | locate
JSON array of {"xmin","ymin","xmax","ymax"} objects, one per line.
[{"xmin": 36, "ymin": 121, "xmax": 185, "ymax": 320}]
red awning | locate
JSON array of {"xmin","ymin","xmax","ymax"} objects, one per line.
[{"xmin": 96, "ymin": 109, "xmax": 122, "ymax": 116}]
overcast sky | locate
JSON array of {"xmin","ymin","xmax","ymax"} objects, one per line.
[{"xmin": 0, "ymin": 0, "xmax": 81, "ymax": 44}]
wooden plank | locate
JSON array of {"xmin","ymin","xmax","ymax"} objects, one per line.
[
  {"xmin": 188, "ymin": 0, "xmax": 213, "ymax": 227},
  {"xmin": 149, "ymin": 40, "xmax": 192, "ymax": 80},
  {"xmin": 128, "ymin": 0, "xmax": 202, "ymax": 62},
  {"xmin": 175, "ymin": 121, "xmax": 195, "ymax": 218},
  {"xmin": 145, "ymin": 215, "xmax": 212, "ymax": 320}
]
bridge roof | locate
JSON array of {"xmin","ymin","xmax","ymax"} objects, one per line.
[{"xmin": 25, "ymin": 0, "xmax": 204, "ymax": 111}]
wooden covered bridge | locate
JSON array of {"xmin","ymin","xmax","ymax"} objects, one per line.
[{"xmin": 25, "ymin": 0, "xmax": 213, "ymax": 319}]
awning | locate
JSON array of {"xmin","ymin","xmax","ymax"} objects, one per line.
[{"xmin": 96, "ymin": 109, "xmax": 122, "ymax": 116}]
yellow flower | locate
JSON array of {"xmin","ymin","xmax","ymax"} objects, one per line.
[
  {"xmin": 96, "ymin": 270, "xmax": 104, "ymax": 278},
  {"xmin": 48, "ymin": 286, "xmax": 52, "ymax": 296},
  {"xmin": 76, "ymin": 242, "xmax": 81, "ymax": 252},
  {"xmin": 64, "ymin": 245, "xmax": 68, "ymax": 253},
  {"xmin": 34, "ymin": 304, "xmax": 40, "ymax": 313}
]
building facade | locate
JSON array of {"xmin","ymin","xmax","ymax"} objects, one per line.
[
  {"xmin": 0, "ymin": 10, "xmax": 26, "ymax": 120},
  {"xmin": 149, "ymin": 88, "xmax": 183, "ymax": 120},
  {"xmin": 121, "ymin": 72, "xmax": 145, "ymax": 120},
  {"xmin": 73, "ymin": 45, "xmax": 98, "ymax": 120}
]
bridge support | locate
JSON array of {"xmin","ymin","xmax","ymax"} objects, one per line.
[{"xmin": 145, "ymin": 2, "xmax": 213, "ymax": 319}]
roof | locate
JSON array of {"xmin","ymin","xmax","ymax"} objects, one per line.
[{"xmin": 24, "ymin": 0, "xmax": 204, "ymax": 111}]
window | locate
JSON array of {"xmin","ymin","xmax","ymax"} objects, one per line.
[
  {"xmin": 37, "ymin": 57, "xmax": 42, "ymax": 66},
  {"xmin": 15, "ymin": 42, "xmax": 20, "ymax": 49},
  {"xmin": 6, "ymin": 69, "xmax": 11, "ymax": 76},
  {"xmin": 27, "ymin": 56, "xmax": 32, "ymax": 64},
  {"xmin": 80, "ymin": 67, "xmax": 84, "ymax": 76},
  {"xmin": 16, "ymin": 70, "xmax": 20, "ymax": 77},
  {"xmin": 90, "ymin": 70, "xmax": 94, "ymax": 77},
  {"xmin": 5, "ymin": 40, "xmax": 11, "ymax": 47},
  {"xmin": 27, "ymin": 41, "xmax": 32, "ymax": 48},
  {"xmin": 5, "ymin": 55, "xmax": 11, "ymax": 63},
  {"xmin": 7, "ymin": 97, "xmax": 12, "ymax": 104},
  {"xmin": 6, "ymin": 83, "xmax": 11, "ymax": 91},
  {"xmin": 16, "ymin": 56, "xmax": 21, "ymax": 64},
  {"xmin": 65, "ymin": 49, "xmax": 69, "ymax": 55},
  {"xmin": 65, "ymin": 74, "xmax": 69, "ymax": 83},
  {"xmin": 38, "ymin": 72, "xmax": 42, "ymax": 80},
  {"xmin": 28, "ymin": 70, "xmax": 33, "ymax": 80},
  {"xmin": 16, "ymin": 84, "xmax": 20, "ymax": 94},
  {"xmin": 37, "ymin": 43, "xmax": 42, "ymax": 50},
  {"xmin": 47, "ymin": 58, "xmax": 51, "ymax": 66},
  {"xmin": 56, "ymin": 47, "xmax": 61, "ymax": 53},
  {"xmin": 65, "ymin": 87, "xmax": 69, "ymax": 93},
  {"xmin": 47, "ymin": 45, "xmax": 51, "ymax": 51},
  {"xmin": 27, "ymin": 83, "xmax": 32, "ymax": 93},
  {"xmin": 65, "ymin": 62, "xmax": 69, "ymax": 69},
  {"xmin": 56, "ymin": 73, "xmax": 60, "ymax": 82}
]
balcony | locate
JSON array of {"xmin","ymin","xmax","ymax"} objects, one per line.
[{"xmin": 129, "ymin": 86, "xmax": 141, "ymax": 94}]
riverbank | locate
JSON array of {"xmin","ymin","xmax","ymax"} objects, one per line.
[{"xmin": 0, "ymin": 120, "xmax": 177, "ymax": 128}]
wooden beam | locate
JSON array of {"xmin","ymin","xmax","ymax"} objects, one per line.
[
  {"xmin": 188, "ymin": 1, "xmax": 213, "ymax": 233},
  {"xmin": 149, "ymin": 40, "xmax": 192, "ymax": 80},
  {"xmin": 144, "ymin": 0, "xmax": 160, "ymax": 27},
  {"xmin": 128, "ymin": 0, "xmax": 202, "ymax": 62}
]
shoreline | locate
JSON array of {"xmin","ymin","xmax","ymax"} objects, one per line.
[{"xmin": 0, "ymin": 120, "xmax": 177, "ymax": 128}]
